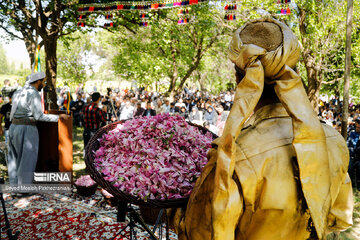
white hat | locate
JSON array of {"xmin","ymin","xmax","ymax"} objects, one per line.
[{"xmin": 26, "ymin": 72, "xmax": 46, "ymax": 83}]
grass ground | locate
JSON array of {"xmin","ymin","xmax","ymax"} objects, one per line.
[
  {"xmin": 0, "ymin": 126, "xmax": 359, "ymax": 239},
  {"xmin": 72, "ymin": 125, "xmax": 87, "ymax": 178}
]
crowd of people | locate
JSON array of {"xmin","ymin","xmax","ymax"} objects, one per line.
[{"xmin": 60, "ymin": 84, "xmax": 234, "ymax": 138}]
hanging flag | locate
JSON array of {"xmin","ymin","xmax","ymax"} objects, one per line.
[
  {"xmin": 66, "ymin": 91, "xmax": 71, "ymax": 114},
  {"xmin": 41, "ymin": 89, "xmax": 45, "ymax": 112},
  {"xmin": 34, "ymin": 45, "xmax": 41, "ymax": 72},
  {"xmin": 33, "ymin": 44, "xmax": 46, "ymax": 112}
]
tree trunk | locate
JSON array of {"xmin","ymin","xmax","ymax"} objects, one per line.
[
  {"xmin": 44, "ymin": 36, "xmax": 59, "ymax": 110},
  {"xmin": 298, "ymin": 8, "xmax": 321, "ymax": 111},
  {"xmin": 342, "ymin": 0, "xmax": 354, "ymax": 139},
  {"xmin": 24, "ymin": 39, "xmax": 37, "ymax": 69},
  {"xmin": 303, "ymin": 53, "xmax": 321, "ymax": 111}
]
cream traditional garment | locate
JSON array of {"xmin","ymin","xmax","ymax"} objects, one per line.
[{"xmin": 169, "ymin": 18, "xmax": 353, "ymax": 240}]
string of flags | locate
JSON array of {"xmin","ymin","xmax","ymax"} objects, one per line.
[
  {"xmin": 139, "ymin": 11, "xmax": 150, "ymax": 27},
  {"xmin": 178, "ymin": 8, "xmax": 190, "ymax": 24},
  {"xmin": 276, "ymin": 0, "xmax": 291, "ymax": 15},
  {"xmin": 77, "ymin": 0, "xmax": 206, "ymax": 13},
  {"xmin": 76, "ymin": 0, "xmax": 207, "ymax": 28},
  {"xmin": 76, "ymin": 0, "xmax": 294, "ymax": 28},
  {"xmin": 224, "ymin": 1, "xmax": 237, "ymax": 21}
]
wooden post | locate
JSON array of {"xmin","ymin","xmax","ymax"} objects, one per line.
[{"xmin": 341, "ymin": 0, "xmax": 354, "ymax": 139}]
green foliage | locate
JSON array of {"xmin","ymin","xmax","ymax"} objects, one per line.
[
  {"xmin": 57, "ymin": 31, "xmax": 95, "ymax": 84},
  {"xmin": 95, "ymin": 4, "xmax": 234, "ymax": 93},
  {"xmin": 0, "ymin": 44, "xmax": 9, "ymax": 74}
]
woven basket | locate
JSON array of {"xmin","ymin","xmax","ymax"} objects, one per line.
[
  {"xmin": 85, "ymin": 119, "xmax": 217, "ymax": 208},
  {"xmin": 75, "ymin": 183, "xmax": 98, "ymax": 197}
]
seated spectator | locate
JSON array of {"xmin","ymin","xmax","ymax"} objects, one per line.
[
  {"xmin": 134, "ymin": 102, "xmax": 145, "ymax": 117},
  {"xmin": 189, "ymin": 106, "xmax": 201, "ymax": 122},
  {"xmin": 175, "ymin": 98, "xmax": 186, "ymax": 109},
  {"xmin": 143, "ymin": 102, "xmax": 156, "ymax": 117},
  {"xmin": 215, "ymin": 104, "xmax": 229, "ymax": 136},
  {"xmin": 179, "ymin": 106, "xmax": 189, "ymax": 120},
  {"xmin": 203, "ymin": 105, "xmax": 217, "ymax": 125},
  {"xmin": 161, "ymin": 99, "xmax": 171, "ymax": 113},
  {"xmin": 169, "ymin": 102, "xmax": 178, "ymax": 114},
  {"xmin": 119, "ymin": 98, "xmax": 135, "ymax": 120},
  {"xmin": 155, "ymin": 98, "xmax": 164, "ymax": 114}
]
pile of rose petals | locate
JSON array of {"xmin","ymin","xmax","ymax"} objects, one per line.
[
  {"xmin": 75, "ymin": 175, "xmax": 96, "ymax": 187},
  {"xmin": 93, "ymin": 113, "xmax": 214, "ymax": 200}
]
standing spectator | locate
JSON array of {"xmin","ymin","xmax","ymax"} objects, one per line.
[
  {"xmin": 1, "ymin": 79, "xmax": 17, "ymax": 103},
  {"xmin": 347, "ymin": 118, "xmax": 360, "ymax": 189},
  {"xmin": 83, "ymin": 92, "xmax": 107, "ymax": 149},
  {"xmin": 0, "ymin": 90, "xmax": 15, "ymax": 145},
  {"xmin": 70, "ymin": 93, "xmax": 85, "ymax": 127},
  {"xmin": 75, "ymin": 83, "xmax": 84, "ymax": 96}
]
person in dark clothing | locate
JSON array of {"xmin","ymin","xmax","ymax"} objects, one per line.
[
  {"xmin": 70, "ymin": 93, "xmax": 85, "ymax": 127},
  {"xmin": 83, "ymin": 92, "xmax": 107, "ymax": 149},
  {"xmin": 188, "ymin": 106, "xmax": 201, "ymax": 122},
  {"xmin": 143, "ymin": 102, "xmax": 156, "ymax": 117},
  {"xmin": 0, "ymin": 90, "xmax": 15, "ymax": 145},
  {"xmin": 169, "ymin": 102, "xmax": 177, "ymax": 114},
  {"xmin": 134, "ymin": 102, "xmax": 145, "ymax": 117},
  {"xmin": 179, "ymin": 106, "xmax": 189, "ymax": 120},
  {"xmin": 203, "ymin": 105, "xmax": 217, "ymax": 125},
  {"xmin": 347, "ymin": 118, "xmax": 360, "ymax": 189}
]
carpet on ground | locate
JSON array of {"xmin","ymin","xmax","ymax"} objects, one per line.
[{"xmin": 0, "ymin": 190, "xmax": 177, "ymax": 240}]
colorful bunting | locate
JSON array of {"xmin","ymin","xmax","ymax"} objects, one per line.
[
  {"xmin": 276, "ymin": 0, "xmax": 292, "ymax": 15},
  {"xmin": 77, "ymin": 0, "xmax": 207, "ymax": 13},
  {"xmin": 224, "ymin": 0, "xmax": 237, "ymax": 21},
  {"xmin": 178, "ymin": 7, "xmax": 190, "ymax": 25}
]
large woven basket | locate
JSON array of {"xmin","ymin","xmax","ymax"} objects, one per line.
[{"xmin": 85, "ymin": 119, "xmax": 217, "ymax": 209}]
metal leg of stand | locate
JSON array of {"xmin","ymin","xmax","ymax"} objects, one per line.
[
  {"xmin": 1, "ymin": 191, "xmax": 20, "ymax": 240},
  {"xmin": 112, "ymin": 206, "xmax": 159, "ymax": 240},
  {"xmin": 130, "ymin": 208, "xmax": 158, "ymax": 240},
  {"xmin": 151, "ymin": 208, "xmax": 172, "ymax": 240},
  {"xmin": 130, "ymin": 220, "xmax": 133, "ymax": 240},
  {"xmin": 159, "ymin": 222, "xmax": 163, "ymax": 239},
  {"xmin": 152, "ymin": 209, "xmax": 164, "ymax": 234},
  {"xmin": 117, "ymin": 201, "xmax": 127, "ymax": 222},
  {"xmin": 165, "ymin": 211, "xmax": 170, "ymax": 240}
]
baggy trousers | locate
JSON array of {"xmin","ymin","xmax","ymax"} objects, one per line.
[{"xmin": 7, "ymin": 124, "xmax": 39, "ymax": 184}]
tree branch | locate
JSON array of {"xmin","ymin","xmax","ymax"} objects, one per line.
[
  {"xmin": 322, "ymin": 78, "xmax": 341, "ymax": 85},
  {"xmin": 0, "ymin": 25, "xmax": 23, "ymax": 40}
]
